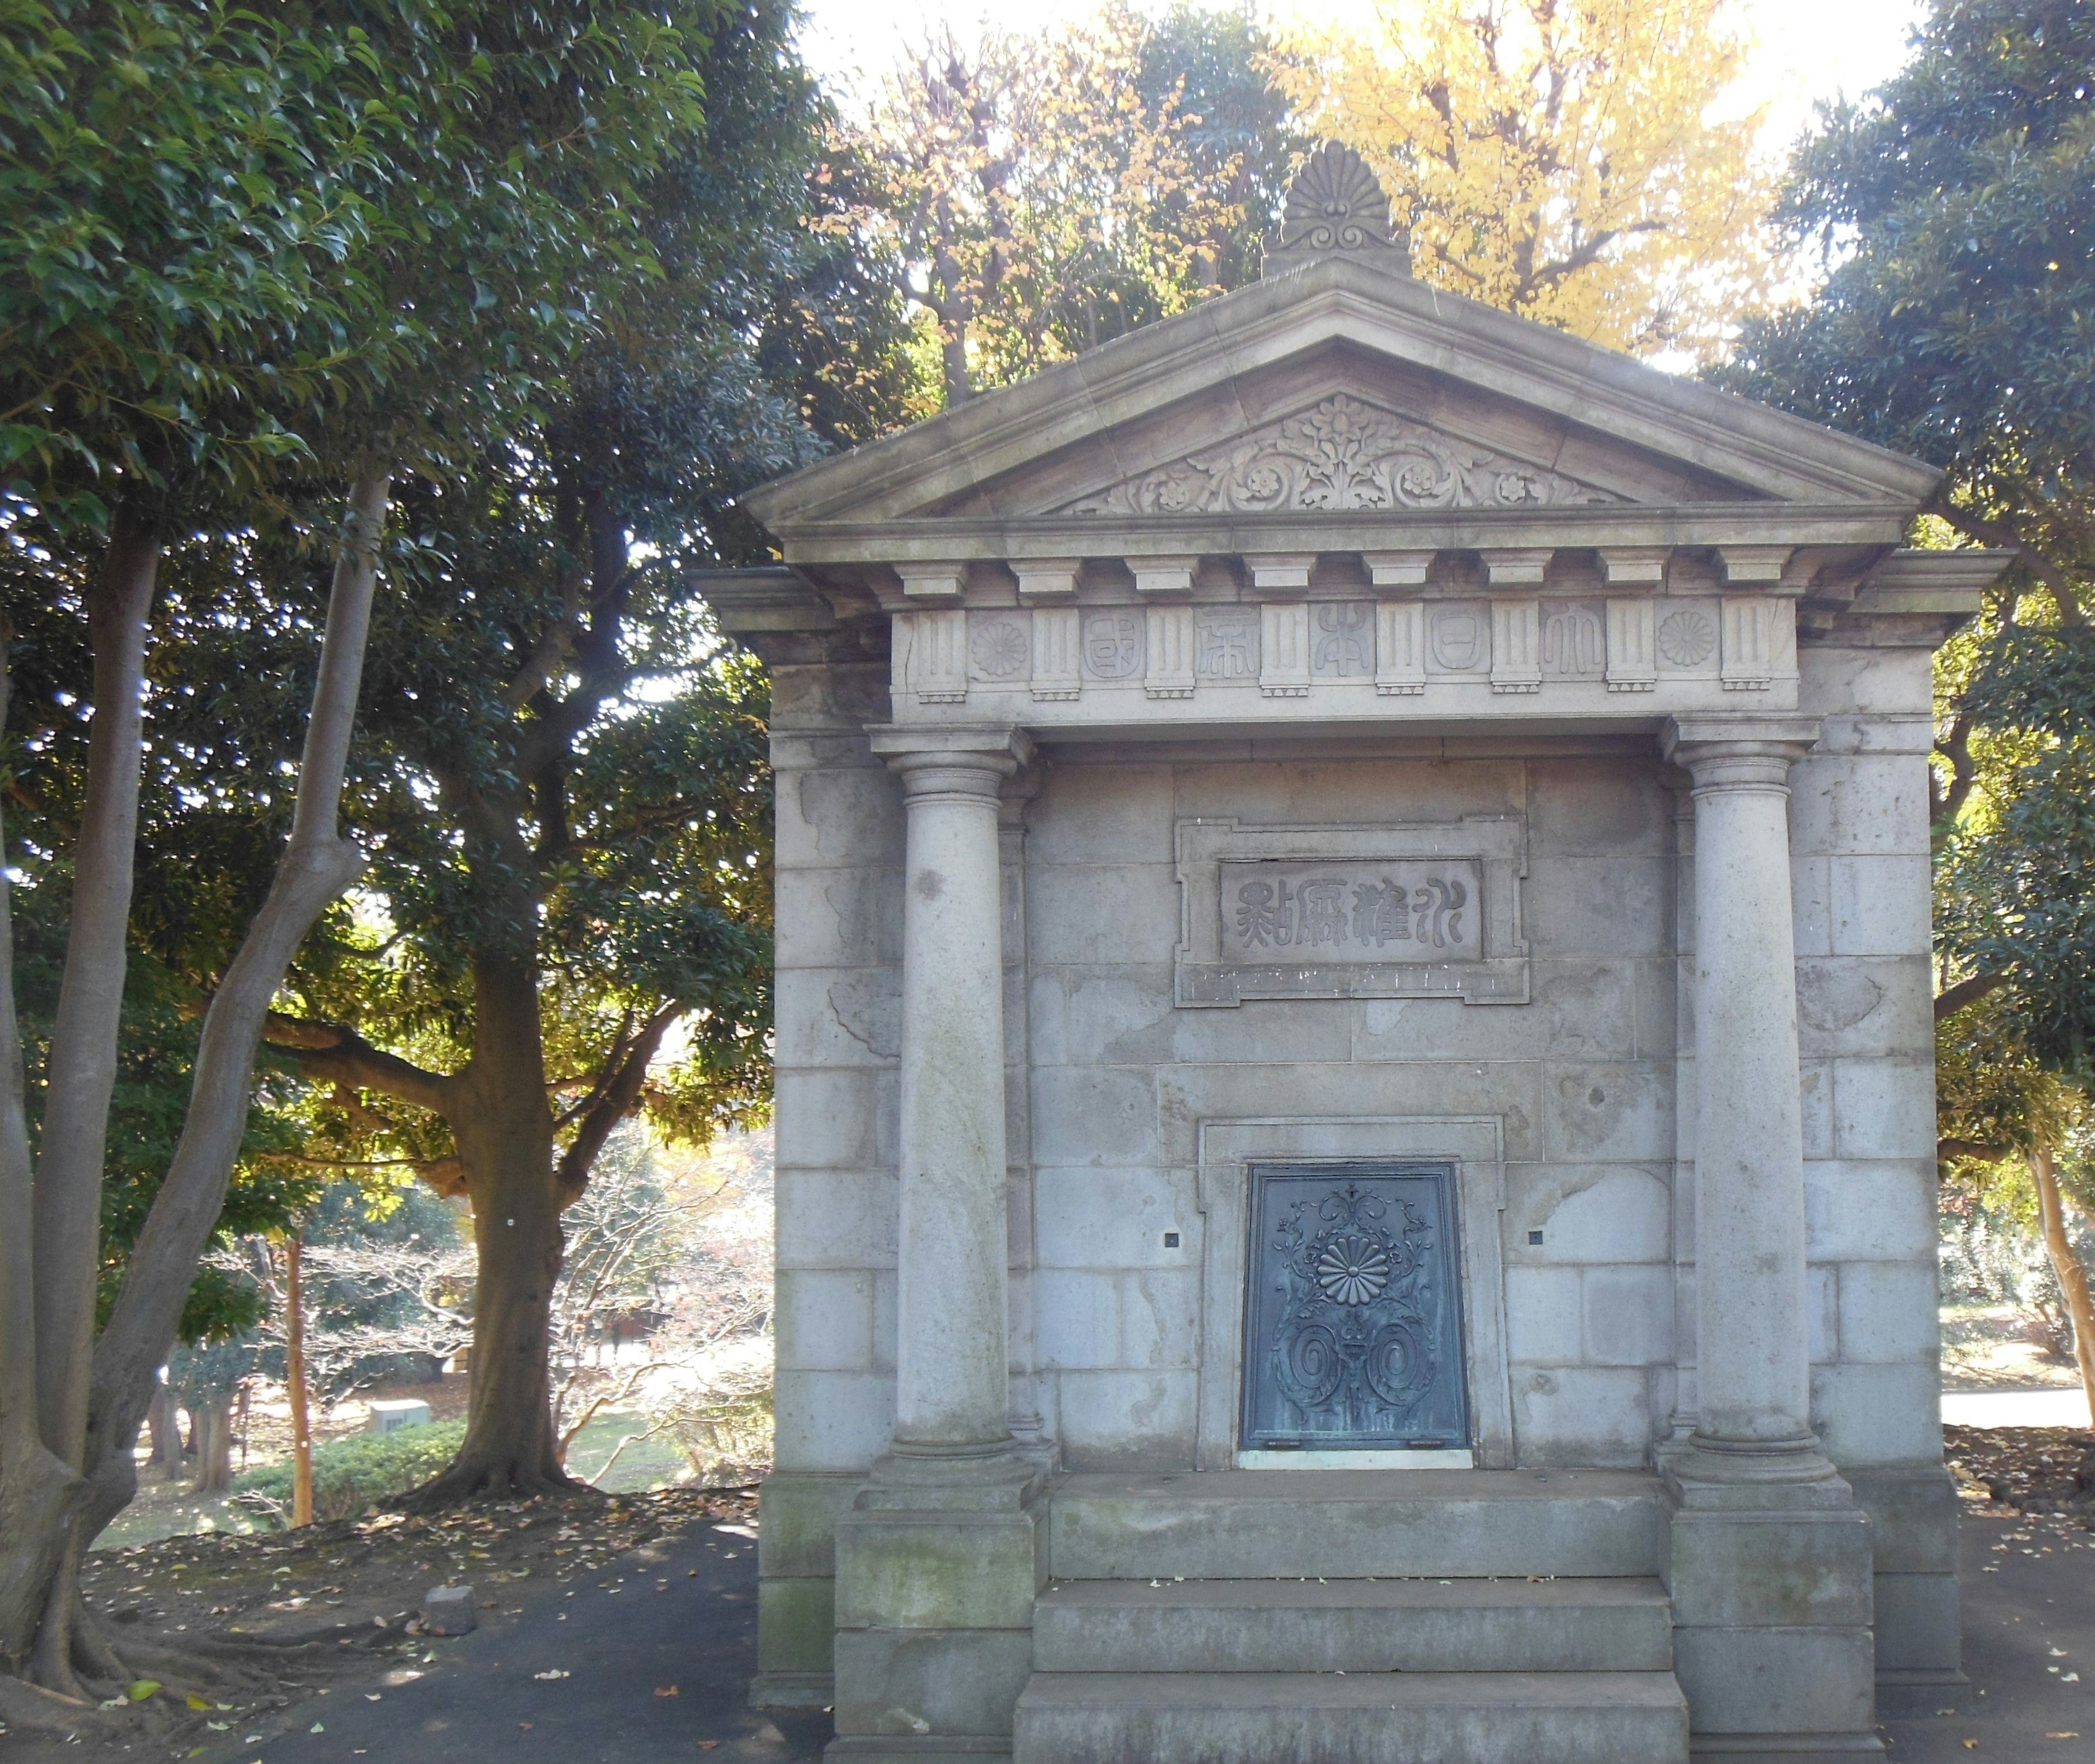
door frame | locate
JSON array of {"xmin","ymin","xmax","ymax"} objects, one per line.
[{"xmin": 1193, "ymin": 1115, "xmax": 1515, "ymax": 1469}]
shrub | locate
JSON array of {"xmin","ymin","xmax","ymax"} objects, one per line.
[{"xmin": 231, "ymin": 1419, "xmax": 467, "ymax": 1524}]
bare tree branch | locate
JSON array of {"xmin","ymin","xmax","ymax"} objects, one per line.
[
  {"xmin": 263, "ymin": 1015, "xmax": 453, "ymax": 1114},
  {"xmin": 1936, "ymin": 972, "xmax": 2008, "ymax": 1021}
]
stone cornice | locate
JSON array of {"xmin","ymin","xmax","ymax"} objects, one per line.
[{"xmin": 771, "ymin": 503, "xmax": 1913, "ymax": 569}]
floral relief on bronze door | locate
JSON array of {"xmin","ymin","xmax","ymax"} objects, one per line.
[{"xmin": 1241, "ymin": 1163, "xmax": 1469, "ymax": 1452}]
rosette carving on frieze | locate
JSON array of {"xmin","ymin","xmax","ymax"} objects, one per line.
[{"xmin": 1057, "ymin": 395, "xmax": 1621, "ymax": 517}]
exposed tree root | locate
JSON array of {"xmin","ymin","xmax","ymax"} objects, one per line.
[
  {"xmin": 397, "ymin": 1454, "xmax": 587, "ymax": 1514},
  {"xmin": 0, "ymin": 1673, "xmax": 95, "ymax": 1733}
]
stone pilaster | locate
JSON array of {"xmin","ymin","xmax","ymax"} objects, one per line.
[
  {"xmin": 830, "ymin": 725, "xmax": 1044, "ymax": 1764},
  {"xmin": 1659, "ymin": 714, "xmax": 1882, "ymax": 1763}
]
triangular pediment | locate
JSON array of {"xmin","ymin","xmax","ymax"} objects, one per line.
[
  {"xmin": 741, "ymin": 255, "xmax": 1940, "ymax": 542},
  {"xmin": 1048, "ymin": 393, "xmax": 1623, "ymax": 518}
]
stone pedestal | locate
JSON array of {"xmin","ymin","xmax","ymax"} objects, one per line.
[
  {"xmin": 1661, "ymin": 716, "xmax": 1882, "ymax": 1762},
  {"xmin": 830, "ymin": 727, "xmax": 1040, "ymax": 1764}
]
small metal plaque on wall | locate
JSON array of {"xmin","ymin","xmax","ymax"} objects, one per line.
[
  {"xmin": 1241, "ymin": 1162, "xmax": 1470, "ymax": 1453},
  {"xmin": 1175, "ymin": 817, "xmax": 1528, "ymax": 1006}
]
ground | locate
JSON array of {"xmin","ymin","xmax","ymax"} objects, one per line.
[{"xmin": 5, "ymin": 1429, "xmax": 2088, "ymax": 1761}]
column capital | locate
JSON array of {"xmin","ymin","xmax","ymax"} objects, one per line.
[
  {"xmin": 1662, "ymin": 713, "xmax": 1821, "ymax": 792},
  {"xmin": 870, "ymin": 724, "xmax": 1033, "ymax": 799}
]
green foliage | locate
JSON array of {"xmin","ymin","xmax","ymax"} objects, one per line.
[
  {"xmin": 231, "ymin": 1418, "xmax": 468, "ymax": 1525},
  {"xmin": 1714, "ymin": 0, "xmax": 2095, "ymax": 591}
]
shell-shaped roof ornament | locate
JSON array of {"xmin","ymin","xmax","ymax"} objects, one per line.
[{"xmin": 1264, "ymin": 141, "xmax": 1411, "ymax": 277}]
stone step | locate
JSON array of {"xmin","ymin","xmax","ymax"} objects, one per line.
[
  {"xmin": 1013, "ymin": 1670, "xmax": 1690, "ymax": 1764},
  {"xmin": 1045, "ymin": 1470, "xmax": 1667, "ymax": 1581},
  {"xmin": 1032, "ymin": 1575, "xmax": 1674, "ymax": 1673}
]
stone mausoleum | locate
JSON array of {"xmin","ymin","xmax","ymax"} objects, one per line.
[{"xmin": 710, "ymin": 146, "xmax": 2008, "ymax": 1764}]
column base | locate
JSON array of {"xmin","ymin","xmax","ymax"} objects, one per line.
[
  {"xmin": 1873, "ymin": 1667, "xmax": 1971, "ymax": 1718},
  {"xmin": 830, "ymin": 1451, "xmax": 1045, "ymax": 1756},
  {"xmin": 752, "ymin": 1670, "xmax": 836, "ymax": 1711},
  {"xmin": 1666, "ymin": 1455, "xmax": 1879, "ymax": 1752}
]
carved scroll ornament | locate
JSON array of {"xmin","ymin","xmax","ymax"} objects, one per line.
[{"xmin": 1058, "ymin": 396, "xmax": 1620, "ymax": 517}]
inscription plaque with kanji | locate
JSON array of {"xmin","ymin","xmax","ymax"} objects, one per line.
[{"xmin": 1219, "ymin": 860, "xmax": 1483, "ymax": 963}]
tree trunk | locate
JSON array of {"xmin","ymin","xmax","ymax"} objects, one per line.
[
  {"xmin": 33, "ymin": 497, "xmax": 161, "ymax": 1472},
  {"xmin": 145, "ymin": 1380, "xmax": 180, "ymax": 1479},
  {"xmin": 11, "ymin": 471, "xmax": 385, "ymax": 1684},
  {"xmin": 0, "ymin": 630, "xmax": 85, "ymax": 1670},
  {"xmin": 2032, "ymin": 1142, "xmax": 2095, "ymax": 1424},
  {"xmin": 189, "ymin": 1395, "xmax": 235, "ymax": 1497},
  {"xmin": 285, "ymin": 1233, "xmax": 313, "ymax": 1526},
  {"xmin": 405, "ymin": 947, "xmax": 572, "ymax": 1506}
]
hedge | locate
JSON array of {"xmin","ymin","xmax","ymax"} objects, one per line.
[{"xmin": 231, "ymin": 1418, "xmax": 466, "ymax": 1524}]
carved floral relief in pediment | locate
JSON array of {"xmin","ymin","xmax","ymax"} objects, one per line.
[{"xmin": 1054, "ymin": 394, "xmax": 1622, "ymax": 517}]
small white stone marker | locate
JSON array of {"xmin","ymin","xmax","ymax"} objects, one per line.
[{"xmin": 421, "ymin": 1583, "xmax": 477, "ymax": 1635}]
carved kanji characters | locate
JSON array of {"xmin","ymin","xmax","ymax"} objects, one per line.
[
  {"xmin": 1235, "ymin": 879, "xmax": 1293, "ymax": 947},
  {"xmin": 1296, "ymin": 879, "xmax": 1349, "ymax": 946},
  {"xmin": 1351, "ymin": 877, "xmax": 1414, "ymax": 946}
]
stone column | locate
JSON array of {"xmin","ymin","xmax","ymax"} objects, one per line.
[
  {"xmin": 1666, "ymin": 717, "xmax": 1822, "ymax": 1472},
  {"xmin": 1660, "ymin": 714, "xmax": 1882, "ymax": 1762},
  {"xmin": 873, "ymin": 727, "xmax": 1029, "ymax": 1467},
  {"xmin": 832, "ymin": 725, "xmax": 1042, "ymax": 1764}
]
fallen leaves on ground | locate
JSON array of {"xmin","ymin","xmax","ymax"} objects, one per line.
[
  {"xmin": 1945, "ymin": 1425, "xmax": 2094, "ymax": 1526},
  {"xmin": 2, "ymin": 1484, "xmax": 758, "ymax": 1764}
]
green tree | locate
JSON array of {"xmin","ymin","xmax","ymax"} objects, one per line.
[
  {"xmin": 846, "ymin": 0, "xmax": 1300, "ymax": 405},
  {"xmin": 255, "ymin": 0, "xmax": 878, "ymax": 1505},
  {"xmin": 1, "ymin": 0, "xmax": 714, "ymax": 1704},
  {"xmin": 1713, "ymin": 0, "xmax": 2095, "ymax": 1415}
]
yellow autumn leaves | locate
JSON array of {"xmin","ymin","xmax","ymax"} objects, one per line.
[
  {"xmin": 1279, "ymin": 0, "xmax": 1777, "ymax": 357},
  {"xmin": 842, "ymin": 0, "xmax": 1780, "ymax": 403}
]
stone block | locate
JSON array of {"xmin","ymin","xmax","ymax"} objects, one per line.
[
  {"xmin": 1358, "ymin": 963, "xmax": 1636, "ymax": 1064},
  {"xmin": 1831, "ymin": 1058, "xmax": 1936, "ymax": 1160},
  {"xmin": 774, "ymin": 1370, "xmax": 895, "ymax": 1472},
  {"xmin": 1544, "ymin": 1064, "xmax": 1673, "ymax": 1162},
  {"xmin": 1034, "ymin": 1167, "xmax": 1194, "ymax": 1268},
  {"xmin": 777, "ymin": 1268, "xmax": 877, "ymax": 1372},
  {"xmin": 1799, "ymin": 1063, "xmax": 1834, "ymax": 1159},
  {"xmin": 1120, "ymin": 1268, "xmax": 1201, "ymax": 1369},
  {"xmin": 834, "ymin": 1507, "xmax": 1043, "ymax": 1631},
  {"xmin": 1026, "ymin": 965, "xmax": 1172, "ymax": 1069},
  {"xmin": 1672, "ymin": 1624, "xmax": 1876, "ymax": 1737},
  {"xmin": 757, "ymin": 1574, "xmax": 836, "ymax": 1673},
  {"xmin": 1797, "ymin": 646, "xmax": 1935, "ymax": 719},
  {"xmin": 776, "ymin": 1168, "xmax": 898, "ymax": 1269},
  {"xmin": 1829, "ymin": 856, "xmax": 1931, "ymax": 957},
  {"xmin": 1054, "ymin": 1370, "xmax": 1200, "ymax": 1469},
  {"xmin": 775, "ymin": 867, "xmax": 903, "ymax": 969},
  {"xmin": 1034, "ymin": 1270, "xmax": 1120, "ymax": 1369},
  {"xmin": 1583, "ymin": 1264, "xmax": 1673, "ymax": 1366},
  {"xmin": 1511, "ymin": 1367, "xmax": 1652, "ymax": 1466},
  {"xmin": 760, "ymin": 1471, "xmax": 863, "ymax": 1576},
  {"xmin": 780, "ymin": 765, "xmax": 903, "ymax": 870},
  {"xmin": 1504, "ymin": 1264, "xmax": 1583, "ymax": 1364},
  {"xmin": 1524, "ymin": 756, "xmax": 1673, "ymax": 856},
  {"xmin": 1845, "ymin": 1466, "xmax": 1960, "ymax": 1574},
  {"xmin": 1788, "ymin": 753, "xmax": 1930, "ymax": 857},
  {"xmin": 833, "ymin": 1626, "xmax": 1033, "ymax": 1739},
  {"xmin": 1808, "ymin": 1264, "xmax": 1839, "ymax": 1364},
  {"xmin": 1872, "ymin": 1572, "xmax": 1961, "ymax": 1673},
  {"xmin": 1795, "ymin": 958, "xmax": 1932, "ymax": 1059},
  {"xmin": 1168, "ymin": 755, "xmax": 1523, "ymax": 823},
  {"xmin": 1792, "ymin": 857, "xmax": 1833, "ymax": 957},
  {"xmin": 1667, "ymin": 1508, "xmax": 1875, "ymax": 1628},
  {"xmin": 1157, "ymin": 1061, "xmax": 1543, "ymax": 1164},
  {"xmin": 1804, "ymin": 1160, "xmax": 1936, "ymax": 1262},
  {"xmin": 420, "ymin": 1583, "xmax": 476, "ymax": 1635},
  {"xmin": 1835, "ymin": 1261, "xmax": 1939, "ymax": 1365},
  {"xmin": 1811, "ymin": 1363, "xmax": 1942, "ymax": 1468},
  {"xmin": 1524, "ymin": 856, "xmax": 1672, "ymax": 957},
  {"xmin": 1030, "ymin": 1067, "xmax": 1159, "ymax": 1167},
  {"xmin": 776, "ymin": 967, "xmax": 900, "ymax": 1066},
  {"xmin": 1026, "ymin": 862, "xmax": 1180, "ymax": 965},
  {"xmin": 873, "ymin": 1270, "xmax": 897, "ymax": 1373},
  {"xmin": 775, "ymin": 1069, "xmax": 891, "ymax": 1171},
  {"xmin": 1026, "ymin": 763, "xmax": 1174, "ymax": 863},
  {"xmin": 1506, "ymin": 1165, "xmax": 1671, "ymax": 1265},
  {"xmin": 1630, "ymin": 958, "xmax": 1678, "ymax": 1061}
]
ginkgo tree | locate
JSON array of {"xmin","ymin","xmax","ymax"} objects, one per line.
[{"xmin": 1274, "ymin": 0, "xmax": 1776, "ymax": 358}]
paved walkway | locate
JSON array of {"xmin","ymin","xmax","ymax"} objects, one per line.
[{"xmin": 195, "ymin": 1510, "xmax": 2087, "ymax": 1762}]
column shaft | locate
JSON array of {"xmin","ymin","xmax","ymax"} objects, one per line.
[{"xmin": 877, "ymin": 731, "xmax": 1026, "ymax": 1461}]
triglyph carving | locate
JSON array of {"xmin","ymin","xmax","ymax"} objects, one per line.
[{"xmin": 1057, "ymin": 395, "xmax": 1621, "ymax": 518}]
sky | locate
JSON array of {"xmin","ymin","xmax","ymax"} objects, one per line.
[{"xmin": 795, "ymin": 0, "xmax": 1928, "ymax": 158}]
